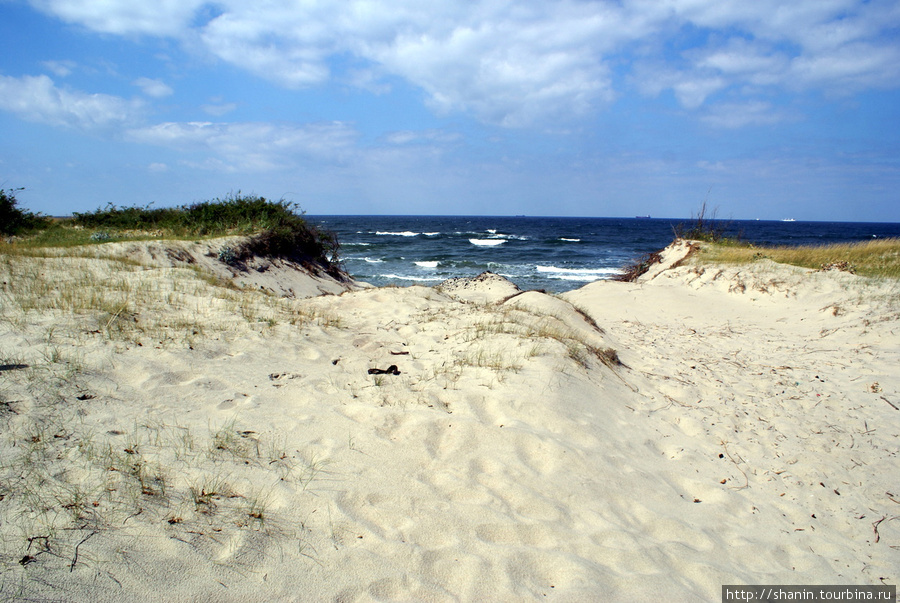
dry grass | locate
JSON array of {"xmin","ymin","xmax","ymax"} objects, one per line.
[
  {"xmin": 467, "ymin": 306, "xmax": 620, "ymax": 371},
  {"xmin": 695, "ymin": 238, "xmax": 900, "ymax": 279},
  {"xmin": 0, "ymin": 244, "xmax": 349, "ymax": 595},
  {"xmin": 0, "ymin": 252, "xmax": 340, "ymax": 348},
  {"xmin": 0, "ymin": 355, "xmax": 329, "ymax": 595}
]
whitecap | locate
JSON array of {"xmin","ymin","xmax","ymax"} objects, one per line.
[
  {"xmin": 376, "ymin": 231, "xmax": 419, "ymax": 237},
  {"xmin": 560, "ymin": 238, "xmax": 581, "ymax": 242},
  {"xmin": 364, "ymin": 257, "xmax": 384, "ymax": 263},
  {"xmin": 553, "ymin": 274, "xmax": 607, "ymax": 282},
  {"xmin": 469, "ymin": 239, "xmax": 507, "ymax": 246},
  {"xmin": 536, "ymin": 266, "xmax": 621, "ymax": 281},
  {"xmin": 415, "ymin": 261, "xmax": 439, "ymax": 268},
  {"xmin": 380, "ymin": 274, "xmax": 445, "ymax": 282},
  {"xmin": 537, "ymin": 265, "xmax": 617, "ymax": 275}
]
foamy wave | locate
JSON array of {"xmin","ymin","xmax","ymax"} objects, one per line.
[
  {"xmin": 380, "ymin": 274, "xmax": 445, "ymax": 282},
  {"xmin": 536, "ymin": 266, "xmax": 621, "ymax": 281},
  {"xmin": 364, "ymin": 257, "xmax": 384, "ymax": 263},
  {"xmin": 415, "ymin": 261, "xmax": 439, "ymax": 268},
  {"xmin": 469, "ymin": 239, "xmax": 507, "ymax": 246},
  {"xmin": 553, "ymin": 274, "xmax": 607, "ymax": 282},
  {"xmin": 376, "ymin": 231, "xmax": 419, "ymax": 237},
  {"xmin": 344, "ymin": 242, "xmax": 371, "ymax": 246},
  {"xmin": 560, "ymin": 238, "xmax": 581, "ymax": 242}
]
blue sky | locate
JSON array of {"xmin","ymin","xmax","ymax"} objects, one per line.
[{"xmin": 1, "ymin": 0, "xmax": 899, "ymax": 221}]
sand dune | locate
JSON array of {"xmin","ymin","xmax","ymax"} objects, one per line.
[{"xmin": 0, "ymin": 240, "xmax": 896, "ymax": 601}]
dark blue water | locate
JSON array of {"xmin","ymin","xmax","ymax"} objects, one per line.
[{"xmin": 310, "ymin": 216, "xmax": 900, "ymax": 293}]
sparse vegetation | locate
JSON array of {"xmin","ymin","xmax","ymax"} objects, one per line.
[
  {"xmin": 0, "ymin": 188, "xmax": 51, "ymax": 236},
  {"xmin": 696, "ymin": 237, "xmax": 900, "ymax": 279},
  {"xmin": 673, "ymin": 198, "xmax": 739, "ymax": 244},
  {"xmin": 2, "ymin": 192, "xmax": 342, "ymax": 274},
  {"xmin": 619, "ymin": 199, "xmax": 899, "ymax": 281},
  {"xmin": 613, "ymin": 249, "xmax": 663, "ymax": 282},
  {"xmin": 0, "ymin": 368, "xmax": 330, "ymax": 593}
]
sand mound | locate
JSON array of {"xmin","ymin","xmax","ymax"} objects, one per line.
[
  {"xmin": 77, "ymin": 237, "xmax": 367, "ymax": 298},
  {"xmin": 437, "ymin": 270, "xmax": 522, "ymax": 304},
  {"xmin": 0, "ymin": 241, "xmax": 897, "ymax": 601}
]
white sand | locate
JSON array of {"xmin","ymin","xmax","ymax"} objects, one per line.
[{"xmin": 0, "ymin": 240, "xmax": 897, "ymax": 601}]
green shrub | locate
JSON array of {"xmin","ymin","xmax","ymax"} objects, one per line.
[
  {"xmin": 0, "ymin": 188, "xmax": 51, "ymax": 236},
  {"xmin": 72, "ymin": 192, "xmax": 342, "ymax": 272}
]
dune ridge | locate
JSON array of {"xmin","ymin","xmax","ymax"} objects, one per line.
[{"xmin": 0, "ymin": 240, "xmax": 897, "ymax": 601}]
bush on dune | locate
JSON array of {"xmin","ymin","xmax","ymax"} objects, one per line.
[
  {"xmin": 72, "ymin": 193, "xmax": 342, "ymax": 273},
  {"xmin": 0, "ymin": 188, "xmax": 51, "ymax": 236}
]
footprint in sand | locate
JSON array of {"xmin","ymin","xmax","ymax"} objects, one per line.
[{"xmin": 217, "ymin": 392, "xmax": 252, "ymax": 410}]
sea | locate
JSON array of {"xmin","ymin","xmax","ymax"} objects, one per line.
[{"xmin": 309, "ymin": 216, "xmax": 900, "ymax": 294}]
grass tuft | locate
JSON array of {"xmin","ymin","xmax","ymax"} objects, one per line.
[{"xmin": 696, "ymin": 238, "xmax": 900, "ymax": 279}]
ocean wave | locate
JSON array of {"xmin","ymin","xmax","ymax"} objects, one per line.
[
  {"xmin": 415, "ymin": 261, "xmax": 439, "ymax": 268},
  {"xmin": 469, "ymin": 239, "xmax": 507, "ymax": 246},
  {"xmin": 344, "ymin": 242, "xmax": 371, "ymax": 246},
  {"xmin": 536, "ymin": 266, "xmax": 621, "ymax": 281},
  {"xmin": 536, "ymin": 265, "xmax": 619, "ymax": 275},
  {"xmin": 552, "ymin": 274, "xmax": 608, "ymax": 282},
  {"xmin": 379, "ymin": 273, "xmax": 445, "ymax": 282},
  {"xmin": 364, "ymin": 257, "xmax": 384, "ymax": 263},
  {"xmin": 376, "ymin": 231, "xmax": 419, "ymax": 237},
  {"xmin": 560, "ymin": 238, "xmax": 581, "ymax": 242}
]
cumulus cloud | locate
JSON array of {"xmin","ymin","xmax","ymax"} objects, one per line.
[
  {"xmin": 633, "ymin": 0, "xmax": 900, "ymax": 112},
  {"xmin": 369, "ymin": 17, "xmax": 617, "ymax": 126},
  {"xmin": 24, "ymin": 0, "xmax": 900, "ymax": 127},
  {"xmin": 0, "ymin": 74, "xmax": 142, "ymax": 131}
]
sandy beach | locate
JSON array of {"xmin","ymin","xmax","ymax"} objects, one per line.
[{"xmin": 1, "ymin": 239, "xmax": 897, "ymax": 602}]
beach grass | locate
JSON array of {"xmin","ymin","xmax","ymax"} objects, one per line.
[{"xmin": 695, "ymin": 237, "xmax": 900, "ymax": 279}]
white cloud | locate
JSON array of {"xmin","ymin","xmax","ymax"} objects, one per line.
[
  {"xmin": 201, "ymin": 102, "xmax": 238, "ymax": 116},
  {"xmin": 638, "ymin": 0, "xmax": 900, "ymax": 104},
  {"xmin": 369, "ymin": 16, "xmax": 618, "ymax": 126},
  {"xmin": 384, "ymin": 129, "xmax": 461, "ymax": 145},
  {"xmin": 24, "ymin": 0, "xmax": 900, "ymax": 127},
  {"xmin": 700, "ymin": 101, "xmax": 790, "ymax": 129},
  {"xmin": 28, "ymin": 0, "xmax": 208, "ymax": 35},
  {"xmin": 127, "ymin": 120, "xmax": 359, "ymax": 171},
  {"xmin": 199, "ymin": 10, "xmax": 332, "ymax": 88},
  {"xmin": 133, "ymin": 77, "xmax": 174, "ymax": 98},
  {"xmin": 788, "ymin": 42, "xmax": 900, "ymax": 90},
  {"xmin": 0, "ymin": 74, "xmax": 142, "ymax": 131},
  {"xmin": 41, "ymin": 59, "xmax": 77, "ymax": 77}
]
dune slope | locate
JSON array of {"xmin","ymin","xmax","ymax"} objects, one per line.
[{"xmin": 0, "ymin": 241, "xmax": 897, "ymax": 601}]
